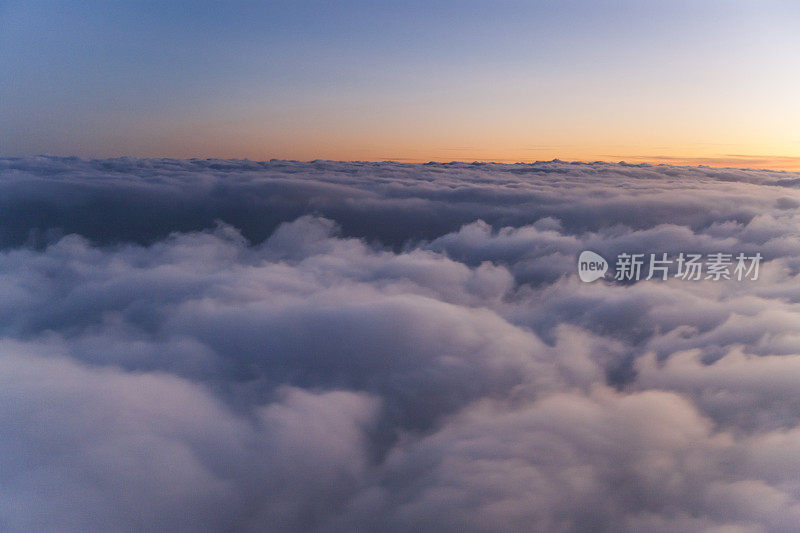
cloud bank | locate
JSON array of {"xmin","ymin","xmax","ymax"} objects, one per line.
[{"xmin": 2, "ymin": 157, "xmax": 800, "ymax": 532}]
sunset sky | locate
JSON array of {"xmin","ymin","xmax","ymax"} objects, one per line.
[
  {"xmin": 2, "ymin": 0, "xmax": 799, "ymax": 168},
  {"xmin": 7, "ymin": 4, "xmax": 800, "ymax": 530}
]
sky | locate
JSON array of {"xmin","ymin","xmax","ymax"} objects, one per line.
[{"xmin": 2, "ymin": 0, "xmax": 800, "ymax": 168}]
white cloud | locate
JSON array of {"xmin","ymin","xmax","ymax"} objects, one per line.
[{"xmin": 2, "ymin": 157, "xmax": 800, "ymax": 531}]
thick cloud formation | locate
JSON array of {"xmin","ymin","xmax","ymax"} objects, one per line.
[
  {"xmin": 1, "ymin": 156, "xmax": 796, "ymax": 249},
  {"xmin": 2, "ymin": 157, "xmax": 800, "ymax": 531}
]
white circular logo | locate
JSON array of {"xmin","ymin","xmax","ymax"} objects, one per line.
[{"xmin": 578, "ymin": 250, "xmax": 608, "ymax": 282}]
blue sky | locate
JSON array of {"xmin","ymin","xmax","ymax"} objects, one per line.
[{"xmin": 2, "ymin": 0, "xmax": 799, "ymax": 166}]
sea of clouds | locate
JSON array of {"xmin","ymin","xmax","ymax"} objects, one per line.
[{"xmin": 2, "ymin": 156, "xmax": 800, "ymax": 532}]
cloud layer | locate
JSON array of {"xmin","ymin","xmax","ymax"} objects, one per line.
[{"xmin": 3, "ymin": 157, "xmax": 800, "ymax": 532}]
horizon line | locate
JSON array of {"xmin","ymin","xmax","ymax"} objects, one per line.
[{"xmin": 6, "ymin": 154, "xmax": 800, "ymax": 173}]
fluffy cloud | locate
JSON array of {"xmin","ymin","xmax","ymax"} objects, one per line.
[{"xmin": 2, "ymin": 157, "xmax": 800, "ymax": 531}]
